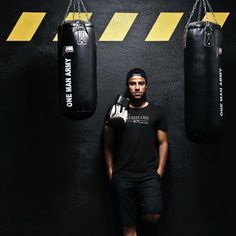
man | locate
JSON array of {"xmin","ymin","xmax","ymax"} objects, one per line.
[{"xmin": 104, "ymin": 68, "xmax": 168, "ymax": 236}]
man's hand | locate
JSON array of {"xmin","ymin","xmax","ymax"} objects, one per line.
[
  {"xmin": 156, "ymin": 168, "xmax": 164, "ymax": 177},
  {"xmin": 108, "ymin": 167, "xmax": 113, "ymax": 181}
]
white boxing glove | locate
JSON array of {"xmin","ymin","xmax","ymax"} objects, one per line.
[
  {"xmin": 109, "ymin": 104, "xmax": 128, "ymax": 124},
  {"xmin": 109, "ymin": 104, "xmax": 128, "ymax": 122}
]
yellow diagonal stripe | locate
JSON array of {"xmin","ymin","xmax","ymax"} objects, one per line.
[
  {"xmin": 53, "ymin": 13, "xmax": 92, "ymax": 41},
  {"xmin": 99, "ymin": 13, "xmax": 138, "ymax": 41},
  {"xmin": 7, "ymin": 12, "xmax": 46, "ymax": 41},
  {"xmin": 202, "ymin": 12, "xmax": 230, "ymax": 27},
  {"xmin": 145, "ymin": 12, "xmax": 183, "ymax": 41}
]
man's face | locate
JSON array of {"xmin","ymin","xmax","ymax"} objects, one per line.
[{"xmin": 128, "ymin": 76, "xmax": 147, "ymax": 100}]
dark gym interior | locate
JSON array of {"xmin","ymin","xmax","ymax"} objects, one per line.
[{"xmin": 0, "ymin": 0, "xmax": 235, "ymax": 235}]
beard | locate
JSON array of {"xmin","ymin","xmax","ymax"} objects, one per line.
[{"xmin": 125, "ymin": 89, "xmax": 147, "ymax": 107}]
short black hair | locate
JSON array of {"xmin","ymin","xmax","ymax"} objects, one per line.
[{"xmin": 126, "ymin": 68, "xmax": 147, "ymax": 86}]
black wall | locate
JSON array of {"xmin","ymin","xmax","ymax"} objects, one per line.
[{"xmin": 0, "ymin": 0, "xmax": 235, "ymax": 235}]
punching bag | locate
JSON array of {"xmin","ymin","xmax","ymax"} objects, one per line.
[
  {"xmin": 58, "ymin": 0, "xmax": 97, "ymax": 120},
  {"xmin": 184, "ymin": 0, "xmax": 223, "ymax": 143}
]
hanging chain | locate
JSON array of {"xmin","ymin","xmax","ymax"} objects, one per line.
[
  {"xmin": 72, "ymin": 0, "xmax": 77, "ymax": 20},
  {"xmin": 79, "ymin": 0, "xmax": 91, "ymax": 22},
  {"xmin": 76, "ymin": 0, "xmax": 82, "ymax": 20},
  {"xmin": 206, "ymin": 0, "xmax": 218, "ymax": 24},
  {"xmin": 197, "ymin": 0, "xmax": 202, "ymax": 21},
  {"xmin": 184, "ymin": 0, "xmax": 219, "ymax": 32},
  {"xmin": 183, "ymin": 0, "xmax": 200, "ymax": 47},
  {"xmin": 61, "ymin": 0, "xmax": 91, "ymax": 25},
  {"xmin": 183, "ymin": 0, "xmax": 219, "ymax": 47},
  {"xmin": 184, "ymin": 0, "xmax": 201, "ymax": 34},
  {"xmin": 202, "ymin": 0, "xmax": 208, "ymax": 22},
  {"xmin": 62, "ymin": 0, "xmax": 74, "ymax": 25}
]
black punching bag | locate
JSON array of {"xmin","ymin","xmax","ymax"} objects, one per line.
[
  {"xmin": 58, "ymin": 3, "xmax": 97, "ymax": 120},
  {"xmin": 184, "ymin": 0, "xmax": 223, "ymax": 143}
]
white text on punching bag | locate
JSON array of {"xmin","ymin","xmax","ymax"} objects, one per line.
[
  {"xmin": 219, "ymin": 67, "xmax": 223, "ymax": 117},
  {"xmin": 65, "ymin": 58, "xmax": 72, "ymax": 107}
]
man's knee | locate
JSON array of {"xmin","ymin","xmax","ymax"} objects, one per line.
[
  {"xmin": 123, "ymin": 226, "xmax": 137, "ymax": 236},
  {"xmin": 142, "ymin": 213, "xmax": 161, "ymax": 223}
]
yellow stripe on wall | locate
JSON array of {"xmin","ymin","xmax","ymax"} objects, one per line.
[
  {"xmin": 145, "ymin": 12, "xmax": 183, "ymax": 41},
  {"xmin": 99, "ymin": 13, "xmax": 138, "ymax": 41},
  {"xmin": 7, "ymin": 12, "xmax": 46, "ymax": 41},
  {"xmin": 202, "ymin": 12, "xmax": 230, "ymax": 27},
  {"xmin": 53, "ymin": 12, "xmax": 92, "ymax": 41},
  {"xmin": 5, "ymin": 12, "xmax": 230, "ymax": 42}
]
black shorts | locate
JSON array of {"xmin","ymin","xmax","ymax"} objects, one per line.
[{"xmin": 111, "ymin": 171, "xmax": 162, "ymax": 227}]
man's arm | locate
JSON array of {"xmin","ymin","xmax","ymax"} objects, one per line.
[
  {"xmin": 104, "ymin": 124, "xmax": 114, "ymax": 180},
  {"xmin": 156, "ymin": 130, "xmax": 168, "ymax": 177}
]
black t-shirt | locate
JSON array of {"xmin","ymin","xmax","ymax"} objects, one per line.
[{"xmin": 105, "ymin": 103, "xmax": 168, "ymax": 177}]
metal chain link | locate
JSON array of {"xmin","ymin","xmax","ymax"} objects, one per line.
[
  {"xmin": 183, "ymin": 0, "xmax": 201, "ymax": 47},
  {"xmin": 206, "ymin": 0, "xmax": 218, "ymax": 24},
  {"xmin": 202, "ymin": 0, "xmax": 208, "ymax": 22},
  {"xmin": 73, "ymin": 0, "xmax": 77, "ymax": 20},
  {"xmin": 61, "ymin": 0, "xmax": 91, "ymax": 25},
  {"xmin": 183, "ymin": 0, "xmax": 218, "ymax": 47},
  {"xmin": 62, "ymin": 0, "xmax": 74, "ymax": 25},
  {"xmin": 197, "ymin": 0, "xmax": 202, "ymax": 21},
  {"xmin": 80, "ymin": 0, "xmax": 91, "ymax": 23},
  {"xmin": 184, "ymin": 0, "xmax": 201, "ymax": 33},
  {"xmin": 76, "ymin": 0, "xmax": 82, "ymax": 20},
  {"xmin": 184, "ymin": 0, "xmax": 218, "ymax": 32}
]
